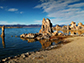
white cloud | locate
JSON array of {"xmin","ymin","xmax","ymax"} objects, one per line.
[
  {"xmin": 0, "ymin": 21, "xmax": 26, "ymax": 25},
  {"xmin": 20, "ymin": 11, "xmax": 24, "ymax": 14},
  {"xmin": 0, "ymin": 6, "xmax": 3, "ymax": 9},
  {"xmin": 35, "ymin": 20, "xmax": 42, "ymax": 23},
  {"xmin": 69, "ymin": 3, "xmax": 84, "ymax": 8},
  {"xmin": 35, "ymin": 0, "xmax": 84, "ymax": 25},
  {"xmin": 8, "ymin": 8, "xmax": 18, "ymax": 12}
]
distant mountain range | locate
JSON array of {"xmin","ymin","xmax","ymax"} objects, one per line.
[{"xmin": 0, "ymin": 24, "xmax": 67, "ymax": 28}]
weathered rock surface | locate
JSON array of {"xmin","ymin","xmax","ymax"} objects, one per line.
[
  {"xmin": 20, "ymin": 33, "xmax": 27, "ymax": 38},
  {"xmin": 39, "ymin": 18, "xmax": 53, "ymax": 35},
  {"xmin": 20, "ymin": 18, "xmax": 54, "ymax": 40},
  {"xmin": 26, "ymin": 33, "xmax": 35, "ymax": 38},
  {"xmin": 20, "ymin": 18, "xmax": 65, "ymax": 40},
  {"xmin": 52, "ymin": 31, "xmax": 58, "ymax": 36},
  {"xmin": 70, "ymin": 21, "xmax": 76, "ymax": 30}
]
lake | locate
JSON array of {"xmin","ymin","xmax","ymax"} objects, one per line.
[
  {"xmin": 0, "ymin": 28, "xmax": 84, "ymax": 60},
  {"xmin": 0, "ymin": 28, "xmax": 42, "ymax": 60}
]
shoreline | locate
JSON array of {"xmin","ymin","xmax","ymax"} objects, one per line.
[{"xmin": 1, "ymin": 35, "xmax": 84, "ymax": 63}]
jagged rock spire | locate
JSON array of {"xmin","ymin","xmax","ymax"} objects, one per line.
[{"xmin": 39, "ymin": 18, "xmax": 53, "ymax": 35}]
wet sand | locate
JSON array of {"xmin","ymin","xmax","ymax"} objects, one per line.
[{"xmin": 3, "ymin": 36, "xmax": 84, "ymax": 63}]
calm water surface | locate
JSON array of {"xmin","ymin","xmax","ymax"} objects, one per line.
[{"xmin": 0, "ymin": 28, "xmax": 42, "ymax": 60}]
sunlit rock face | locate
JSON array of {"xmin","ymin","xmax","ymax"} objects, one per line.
[
  {"xmin": 1, "ymin": 26, "xmax": 5, "ymax": 37},
  {"xmin": 70, "ymin": 21, "xmax": 76, "ymax": 30},
  {"xmin": 78, "ymin": 22, "xmax": 84, "ymax": 29},
  {"xmin": 62, "ymin": 25, "xmax": 67, "ymax": 30},
  {"xmin": 39, "ymin": 18, "xmax": 53, "ymax": 35},
  {"xmin": 78, "ymin": 22, "xmax": 83, "ymax": 26},
  {"xmin": 55, "ymin": 25, "xmax": 61, "ymax": 30}
]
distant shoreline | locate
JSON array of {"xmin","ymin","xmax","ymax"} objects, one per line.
[{"xmin": 0, "ymin": 27, "xmax": 41, "ymax": 28}]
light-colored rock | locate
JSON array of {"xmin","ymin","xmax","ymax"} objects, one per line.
[
  {"xmin": 62, "ymin": 25, "xmax": 67, "ymax": 30},
  {"xmin": 2, "ymin": 58, "xmax": 7, "ymax": 62},
  {"xmin": 55, "ymin": 25, "xmax": 61, "ymax": 29},
  {"xmin": 26, "ymin": 33, "xmax": 35, "ymax": 38},
  {"xmin": 58, "ymin": 33, "xmax": 63, "ymax": 36},
  {"xmin": 1, "ymin": 26, "xmax": 5, "ymax": 37},
  {"xmin": 70, "ymin": 21, "xmax": 76, "ymax": 30},
  {"xmin": 52, "ymin": 31, "xmax": 58, "ymax": 36},
  {"xmin": 20, "ymin": 34, "xmax": 27, "ymax": 38},
  {"xmin": 39, "ymin": 18, "xmax": 53, "ymax": 35},
  {"xmin": 8, "ymin": 60, "xmax": 15, "ymax": 63},
  {"xmin": 36, "ymin": 36, "xmax": 43, "ymax": 40}
]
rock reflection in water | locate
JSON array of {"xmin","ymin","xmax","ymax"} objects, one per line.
[
  {"xmin": 20, "ymin": 37, "xmax": 63, "ymax": 49},
  {"xmin": 61, "ymin": 30, "xmax": 84, "ymax": 35},
  {"xmin": 20, "ymin": 38, "xmax": 36, "ymax": 43},
  {"xmin": 39, "ymin": 39, "xmax": 61, "ymax": 49},
  {"xmin": 1, "ymin": 36, "xmax": 5, "ymax": 48}
]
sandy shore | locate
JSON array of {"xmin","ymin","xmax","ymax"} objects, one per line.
[{"xmin": 2, "ymin": 36, "xmax": 84, "ymax": 63}]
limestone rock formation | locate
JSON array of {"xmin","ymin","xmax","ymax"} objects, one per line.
[
  {"xmin": 70, "ymin": 21, "xmax": 76, "ymax": 30},
  {"xmin": 1, "ymin": 26, "xmax": 5, "ymax": 37},
  {"xmin": 20, "ymin": 34, "xmax": 27, "ymax": 38},
  {"xmin": 39, "ymin": 18, "xmax": 53, "ymax": 35},
  {"xmin": 52, "ymin": 31, "xmax": 58, "ymax": 36},
  {"xmin": 55, "ymin": 25, "xmax": 61, "ymax": 30},
  {"xmin": 26, "ymin": 33, "xmax": 35, "ymax": 38},
  {"xmin": 78, "ymin": 22, "xmax": 84, "ymax": 29}
]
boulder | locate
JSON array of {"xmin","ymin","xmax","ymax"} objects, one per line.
[
  {"xmin": 26, "ymin": 33, "xmax": 35, "ymax": 39},
  {"xmin": 52, "ymin": 31, "xmax": 58, "ymax": 36},
  {"xmin": 36, "ymin": 36, "xmax": 43, "ymax": 40},
  {"xmin": 58, "ymin": 33, "xmax": 63, "ymax": 36},
  {"xmin": 20, "ymin": 34, "xmax": 27, "ymax": 38}
]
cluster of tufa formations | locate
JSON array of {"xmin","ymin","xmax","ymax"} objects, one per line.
[
  {"xmin": 54, "ymin": 21, "xmax": 84, "ymax": 30},
  {"xmin": 20, "ymin": 18, "xmax": 62, "ymax": 40},
  {"xmin": 20, "ymin": 18, "xmax": 84, "ymax": 40}
]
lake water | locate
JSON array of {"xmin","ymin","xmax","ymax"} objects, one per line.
[
  {"xmin": 0, "ymin": 28, "xmax": 42, "ymax": 60},
  {"xmin": 0, "ymin": 28, "xmax": 84, "ymax": 60}
]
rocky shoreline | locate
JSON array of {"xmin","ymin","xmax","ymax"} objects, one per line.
[{"xmin": 0, "ymin": 35, "xmax": 70, "ymax": 63}]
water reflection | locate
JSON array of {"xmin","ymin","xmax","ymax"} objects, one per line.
[
  {"xmin": 39, "ymin": 39, "xmax": 61, "ymax": 49},
  {"xmin": 20, "ymin": 37, "xmax": 63, "ymax": 49},
  {"xmin": 60, "ymin": 30, "xmax": 84, "ymax": 35},
  {"xmin": 1, "ymin": 36, "xmax": 5, "ymax": 48}
]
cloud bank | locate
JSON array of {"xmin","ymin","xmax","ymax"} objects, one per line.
[
  {"xmin": 35, "ymin": 0, "xmax": 84, "ymax": 25},
  {"xmin": 0, "ymin": 6, "xmax": 3, "ymax": 9},
  {"xmin": 8, "ymin": 8, "xmax": 18, "ymax": 12},
  {"xmin": 0, "ymin": 21, "xmax": 26, "ymax": 25}
]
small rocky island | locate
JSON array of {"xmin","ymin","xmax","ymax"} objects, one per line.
[{"xmin": 20, "ymin": 18, "xmax": 63, "ymax": 40}]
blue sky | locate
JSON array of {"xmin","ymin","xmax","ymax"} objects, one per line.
[{"xmin": 0, "ymin": 0, "xmax": 84, "ymax": 25}]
